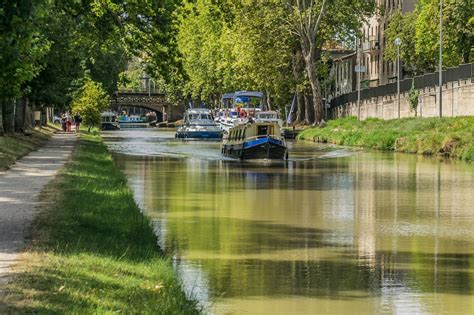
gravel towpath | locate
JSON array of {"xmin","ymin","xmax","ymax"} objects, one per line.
[{"xmin": 0, "ymin": 133, "xmax": 76, "ymax": 289}]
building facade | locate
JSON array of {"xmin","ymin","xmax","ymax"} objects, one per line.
[{"xmin": 332, "ymin": 0, "xmax": 416, "ymax": 96}]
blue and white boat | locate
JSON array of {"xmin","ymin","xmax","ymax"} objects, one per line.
[
  {"xmin": 175, "ymin": 109, "xmax": 223, "ymax": 139},
  {"xmin": 118, "ymin": 115, "xmax": 149, "ymax": 128},
  {"xmin": 221, "ymin": 121, "xmax": 288, "ymax": 160},
  {"xmin": 215, "ymin": 91, "xmax": 264, "ymax": 133}
]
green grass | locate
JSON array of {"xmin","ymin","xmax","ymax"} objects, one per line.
[
  {"xmin": 1, "ymin": 134, "xmax": 199, "ymax": 314},
  {"xmin": 0, "ymin": 125, "xmax": 59, "ymax": 171},
  {"xmin": 298, "ymin": 116, "xmax": 474, "ymax": 161}
]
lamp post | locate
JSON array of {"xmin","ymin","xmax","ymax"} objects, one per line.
[
  {"xmin": 439, "ymin": 0, "xmax": 443, "ymax": 117},
  {"xmin": 357, "ymin": 37, "xmax": 362, "ymax": 121},
  {"xmin": 395, "ymin": 37, "xmax": 402, "ymax": 119}
]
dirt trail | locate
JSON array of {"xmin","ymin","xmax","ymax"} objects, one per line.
[{"xmin": 0, "ymin": 133, "xmax": 76, "ymax": 289}]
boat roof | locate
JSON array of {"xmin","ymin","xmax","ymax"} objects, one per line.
[
  {"xmin": 101, "ymin": 111, "xmax": 116, "ymax": 116},
  {"xmin": 222, "ymin": 91, "xmax": 264, "ymax": 101},
  {"xmin": 234, "ymin": 91, "xmax": 263, "ymax": 98},
  {"xmin": 257, "ymin": 111, "xmax": 278, "ymax": 115},
  {"xmin": 185, "ymin": 108, "xmax": 211, "ymax": 114},
  {"xmin": 222, "ymin": 92, "xmax": 235, "ymax": 100}
]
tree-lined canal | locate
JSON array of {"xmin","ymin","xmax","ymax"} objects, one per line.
[{"xmin": 104, "ymin": 129, "xmax": 474, "ymax": 314}]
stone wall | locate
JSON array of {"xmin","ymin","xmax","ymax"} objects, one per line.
[{"xmin": 330, "ymin": 79, "xmax": 474, "ymax": 120}]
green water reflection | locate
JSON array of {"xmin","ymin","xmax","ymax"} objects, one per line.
[{"xmin": 112, "ymin": 142, "xmax": 474, "ymax": 314}]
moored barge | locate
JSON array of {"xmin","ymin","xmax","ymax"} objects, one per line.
[{"xmin": 221, "ymin": 122, "xmax": 288, "ymax": 160}]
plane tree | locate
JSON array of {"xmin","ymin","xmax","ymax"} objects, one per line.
[
  {"xmin": 0, "ymin": 0, "xmax": 49, "ymax": 134},
  {"xmin": 282, "ymin": 0, "xmax": 374, "ymax": 124}
]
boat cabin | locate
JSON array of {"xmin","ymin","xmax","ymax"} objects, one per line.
[
  {"xmin": 184, "ymin": 109, "xmax": 214, "ymax": 124},
  {"xmin": 222, "ymin": 121, "xmax": 287, "ymax": 160},
  {"xmin": 226, "ymin": 122, "xmax": 282, "ymax": 143},
  {"xmin": 101, "ymin": 111, "xmax": 120, "ymax": 130},
  {"xmin": 255, "ymin": 110, "xmax": 283, "ymax": 128}
]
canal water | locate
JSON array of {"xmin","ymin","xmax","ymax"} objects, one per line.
[{"xmin": 104, "ymin": 129, "xmax": 474, "ymax": 314}]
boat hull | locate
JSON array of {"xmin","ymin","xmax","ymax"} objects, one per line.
[
  {"xmin": 118, "ymin": 122, "xmax": 149, "ymax": 128},
  {"xmin": 176, "ymin": 130, "xmax": 223, "ymax": 139},
  {"xmin": 101, "ymin": 122, "xmax": 120, "ymax": 130},
  {"xmin": 222, "ymin": 136, "xmax": 287, "ymax": 160}
]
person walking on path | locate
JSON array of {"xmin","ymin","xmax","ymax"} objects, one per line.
[
  {"xmin": 74, "ymin": 112, "xmax": 82, "ymax": 134},
  {"xmin": 61, "ymin": 113, "xmax": 67, "ymax": 132},
  {"xmin": 0, "ymin": 133, "xmax": 77, "ymax": 290},
  {"xmin": 66, "ymin": 112, "xmax": 72, "ymax": 133}
]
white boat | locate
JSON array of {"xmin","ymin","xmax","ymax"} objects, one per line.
[
  {"xmin": 215, "ymin": 110, "xmax": 247, "ymax": 133},
  {"xmin": 175, "ymin": 109, "xmax": 223, "ymax": 139},
  {"xmin": 255, "ymin": 110, "xmax": 283, "ymax": 128},
  {"xmin": 216, "ymin": 91, "xmax": 264, "ymax": 133}
]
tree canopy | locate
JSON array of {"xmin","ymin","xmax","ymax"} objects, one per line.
[
  {"xmin": 71, "ymin": 78, "xmax": 110, "ymax": 128},
  {"xmin": 385, "ymin": 0, "xmax": 474, "ymax": 74},
  {"xmin": 1, "ymin": 0, "xmax": 471, "ymax": 133}
]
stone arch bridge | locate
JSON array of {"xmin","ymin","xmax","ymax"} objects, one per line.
[{"xmin": 110, "ymin": 90, "xmax": 183, "ymax": 122}]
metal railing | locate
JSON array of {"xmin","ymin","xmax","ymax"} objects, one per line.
[
  {"xmin": 114, "ymin": 88, "xmax": 164, "ymax": 95},
  {"xmin": 330, "ymin": 63, "xmax": 473, "ymax": 108}
]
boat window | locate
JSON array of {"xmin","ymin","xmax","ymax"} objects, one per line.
[
  {"xmin": 257, "ymin": 125, "xmax": 268, "ymax": 136},
  {"xmin": 238, "ymin": 129, "xmax": 242, "ymax": 140}
]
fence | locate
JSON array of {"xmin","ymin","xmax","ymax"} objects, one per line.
[{"xmin": 330, "ymin": 63, "xmax": 474, "ymax": 108}]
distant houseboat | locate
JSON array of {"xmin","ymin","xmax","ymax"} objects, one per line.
[
  {"xmin": 175, "ymin": 109, "xmax": 223, "ymax": 139},
  {"xmin": 101, "ymin": 111, "xmax": 120, "ymax": 130},
  {"xmin": 221, "ymin": 122, "xmax": 288, "ymax": 160},
  {"xmin": 118, "ymin": 115, "xmax": 149, "ymax": 128}
]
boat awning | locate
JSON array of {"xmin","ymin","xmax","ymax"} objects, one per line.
[
  {"xmin": 234, "ymin": 91, "xmax": 263, "ymax": 99},
  {"xmin": 222, "ymin": 92, "xmax": 235, "ymax": 100}
]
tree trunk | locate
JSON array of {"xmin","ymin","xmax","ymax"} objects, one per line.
[
  {"xmin": 2, "ymin": 99, "xmax": 15, "ymax": 134},
  {"xmin": 265, "ymin": 90, "xmax": 272, "ymax": 111},
  {"xmin": 0, "ymin": 100, "xmax": 4, "ymax": 136},
  {"xmin": 296, "ymin": 91, "xmax": 304, "ymax": 124},
  {"xmin": 297, "ymin": 5, "xmax": 326, "ymax": 125},
  {"xmin": 303, "ymin": 88, "xmax": 314, "ymax": 125},
  {"xmin": 15, "ymin": 98, "xmax": 27, "ymax": 132},
  {"xmin": 28, "ymin": 102, "xmax": 36, "ymax": 129},
  {"xmin": 303, "ymin": 54, "xmax": 323, "ymax": 124},
  {"xmin": 292, "ymin": 48, "xmax": 306, "ymax": 124}
]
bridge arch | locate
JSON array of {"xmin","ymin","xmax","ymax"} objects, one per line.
[{"xmin": 110, "ymin": 90, "xmax": 183, "ymax": 122}]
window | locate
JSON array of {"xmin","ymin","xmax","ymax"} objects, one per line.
[{"xmin": 257, "ymin": 125, "xmax": 268, "ymax": 137}]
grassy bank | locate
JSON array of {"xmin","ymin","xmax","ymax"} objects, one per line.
[
  {"xmin": 0, "ymin": 125, "xmax": 59, "ymax": 171},
  {"xmin": 298, "ymin": 116, "xmax": 474, "ymax": 161},
  {"xmin": 1, "ymin": 134, "xmax": 198, "ymax": 313}
]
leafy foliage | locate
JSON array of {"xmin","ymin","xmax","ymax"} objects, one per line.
[
  {"xmin": 71, "ymin": 79, "xmax": 110, "ymax": 127},
  {"xmin": 0, "ymin": 0, "xmax": 50, "ymax": 99},
  {"xmin": 408, "ymin": 79, "xmax": 420, "ymax": 114},
  {"xmin": 385, "ymin": 0, "xmax": 474, "ymax": 73}
]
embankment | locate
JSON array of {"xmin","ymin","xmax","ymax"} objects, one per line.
[
  {"xmin": 0, "ymin": 125, "xmax": 59, "ymax": 171},
  {"xmin": 1, "ymin": 133, "xmax": 198, "ymax": 313},
  {"xmin": 298, "ymin": 116, "xmax": 474, "ymax": 161}
]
